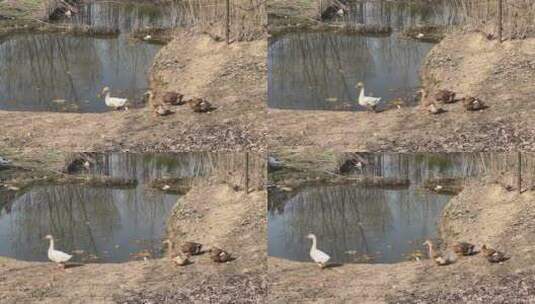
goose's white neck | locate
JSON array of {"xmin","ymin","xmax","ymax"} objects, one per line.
[
  {"xmin": 358, "ymin": 85, "xmax": 367, "ymax": 101},
  {"xmin": 48, "ymin": 238, "xmax": 55, "ymax": 251},
  {"xmin": 309, "ymin": 235, "xmax": 317, "ymax": 252}
]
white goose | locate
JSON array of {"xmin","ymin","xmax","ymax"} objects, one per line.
[
  {"xmin": 102, "ymin": 87, "xmax": 128, "ymax": 110},
  {"xmin": 306, "ymin": 233, "xmax": 331, "ymax": 268},
  {"xmin": 44, "ymin": 235, "xmax": 72, "ymax": 268},
  {"xmin": 356, "ymin": 82, "xmax": 381, "ymax": 112}
]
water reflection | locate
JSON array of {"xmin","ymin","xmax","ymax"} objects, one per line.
[
  {"xmin": 342, "ymin": 153, "xmax": 512, "ymax": 184},
  {"xmin": 268, "ymin": 32, "xmax": 434, "ymax": 111},
  {"xmin": 268, "ymin": 185, "xmax": 450, "ymax": 263},
  {"xmin": 0, "ymin": 33, "xmax": 160, "ymax": 112},
  {"xmin": 0, "ymin": 184, "xmax": 177, "ymax": 263},
  {"xmin": 0, "ymin": 152, "xmax": 261, "ymax": 263},
  {"xmin": 0, "ymin": 152, "xmax": 224, "ymax": 263},
  {"xmin": 334, "ymin": 0, "xmax": 463, "ymax": 29},
  {"xmin": 82, "ymin": 152, "xmax": 239, "ymax": 182},
  {"xmin": 65, "ymin": 1, "xmax": 186, "ymax": 32},
  {"xmin": 268, "ymin": 152, "xmax": 527, "ymax": 263}
]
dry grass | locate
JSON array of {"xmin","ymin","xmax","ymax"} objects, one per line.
[
  {"xmin": 200, "ymin": 152, "xmax": 267, "ymax": 191},
  {"xmin": 455, "ymin": 0, "xmax": 535, "ymax": 39},
  {"xmin": 180, "ymin": 0, "xmax": 266, "ymax": 41}
]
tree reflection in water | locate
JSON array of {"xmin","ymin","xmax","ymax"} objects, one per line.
[
  {"xmin": 268, "ymin": 33, "xmax": 434, "ymax": 111},
  {"xmin": 0, "ymin": 184, "xmax": 176, "ymax": 263},
  {"xmin": 66, "ymin": 1, "xmax": 187, "ymax": 32},
  {"xmin": 0, "ymin": 152, "xmax": 266, "ymax": 262},
  {"xmin": 268, "ymin": 153, "xmax": 524, "ymax": 264},
  {"xmin": 268, "ymin": 0, "xmax": 466, "ymax": 111},
  {"xmin": 269, "ymin": 185, "xmax": 450, "ymax": 264},
  {"xmin": 337, "ymin": 0, "xmax": 463, "ymax": 30},
  {"xmin": 0, "ymin": 33, "xmax": 160, "ymax": 112}
]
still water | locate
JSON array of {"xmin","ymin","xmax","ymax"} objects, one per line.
[
  {"xmin": 268, "ymin": 185, "xmax": 450, "ymax": 264},
  {"xmin": 0, "ymin": 184, "xmax": 177, "ymax": 263},
  {"xmin": 268, "ymin": 33, "xmax": 434, "ymax": 111},
  {"xmin": 0, "ymin": 1, "xmax": 183, "ymax": 113},
  {"xmin": 0, "ymin": 33, "xmax": 160, "ymax": 112},
  {"xmin": 267, "ymin": 153, "xmax": 503, "ymax": 264},
  {"xmin": 0, "ymin": 152, "xmax": 227, "ymax": 263},
  {"xmin": 268, "ymin": 0, "xmax": 465, "ymax": 111}
]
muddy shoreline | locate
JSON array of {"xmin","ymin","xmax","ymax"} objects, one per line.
[
  {"xmin": 0, "ymin": 32, "xmax": 266, "ymax": 154},
  {"xmin": 0, "ymin": 181, "xmax": 267, "ymax": 303},
  {"xmin": 268, "ymin": 31, "xmax": 535, "ymax": 152},
  {"xmin": 0, "ymin": 0, "xmax": 267, "ymax": 153},
  {"xmin": 267, "ymin": 0, "xmax": 535, "ymax": 152},
  {"xmin": 268, "ymin": 176, "xmax": 535, "ymax": 303}
]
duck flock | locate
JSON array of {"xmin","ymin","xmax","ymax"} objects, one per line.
[
  {"xmin": 43, "ymin": 234, "xmax": 233, "ymax": 269},
  {"xmin": 101, "ymin": 86, "xmax": 215, "ymax": 117},
  {"xmin": 305, "ymin": 234, "xmax": 509, "ymax": 269}
]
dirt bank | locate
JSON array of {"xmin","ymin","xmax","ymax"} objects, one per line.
[
  {"xmin": 0, "ymin": 30, "xmax": 266, "ymax": 155},
  {"xmin": 268, "ymin": 180, "xmax": 535, "ymax": 303},
  {"xmin": 0, "ymin": 183, "xmax": 266, "ymax": 303},
  {"xmin": 268, "ymin": 31, "xmax": 535, "ymax": 152}
]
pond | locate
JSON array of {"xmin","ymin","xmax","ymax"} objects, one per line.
[
  {"xmin": 267, "ymin": 153, "xmax": 506, "ymax": 264},
  {"xmin": 268, "ymin": 185, "xmax": 451, "ymax": 264},
  {"xmin": 0, "ymin": 1, "xmax": 183, "ymax": 113},
  {"xmin": 268, "ymin": 0, "xmax": 464, "ymax": 111},
  {"xmin": 268, "ymin": 32, "xmax": 434, "ymax": 111},
  {"xmin": 0, "ymin": 152, "xmax": 221, "ymax": 263},
  {"xmin": 0, "ymin": 184, "xmax": 177, "ymax": 263}
]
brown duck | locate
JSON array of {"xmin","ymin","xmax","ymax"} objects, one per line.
[
  {"xmin": 452, "ymin": 241, "xmax": 478, "ymax": 256},
  {"xmin": 482, "ymin": 245, "xmax": 510, "ymax": 263},
  {"xmin": 210, "ymin": 247, "xmax": 232, "ymax": 263},
  {"xmin": 188, "ymin": 98, "xmax": 214, "ymax": 113},
  {"xmin": 464, "ymin": 97, "xmax": 486, "ymax": 111},
  {"xmin": 162, "ymin": 91, "xmax": 184, "ymax": 105},
  {"xmin": 435, "ymin": 90, "xmax": 456, "ymax": 104},
  {"xmin": 180, "ymin": 241, "xmax": 203, "ymax": 256}
]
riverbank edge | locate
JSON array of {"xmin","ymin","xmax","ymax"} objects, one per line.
[
  {"xmin": 268, "ymin": 150, "xmax": 462, "ymax": 194},
  {"xmin": 268, "ymin": 178, "xmax": 535, "ymax": 303},
  {"xmin": 0, "ymin": 182, "xmax": 267, "ymax": 303},
  {"xmin": 267, "ymin": 0, "xmax": 445, "ymax": 41},
  {"xmin": 0, "ymin": 0, "xmax": 179, "ymax": 42}
]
